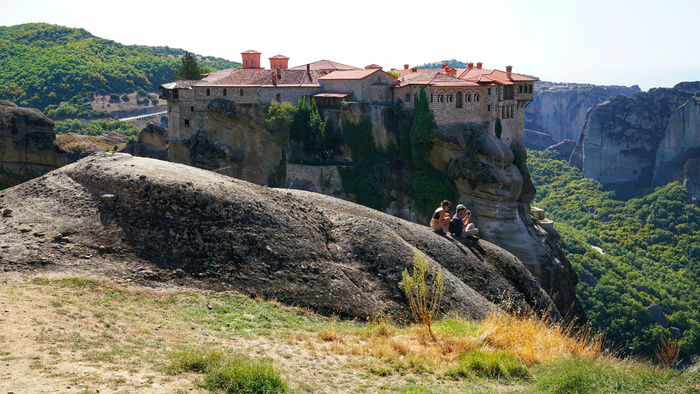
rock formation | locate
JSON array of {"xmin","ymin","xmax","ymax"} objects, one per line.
[
  {"xmin": 56, "ymin": 132, "xmax": 128, "ymax": 163},
  {"xmin": 431, "ymin": 123, "xmax": 584, "ymax": 323},
  {"xmin": 525, "ymin": 82, "xmax": 640, "ymax": 143},
  {"xmin": 570, "ymin": 88, "xmax": 697, "ymax": 198},
  {"xmin": 0, "ymin": 152, "xmax": 571, "ymax": 323},
  {"xmin": 0, "ymin": 100, "xmax": 66, "ymax": 188},
  {"xmin": 654, "ymin": 96, "xmax": 700, "ymax": 193},
  {"xmin": 123, "ymin": 123, "xmax": 169, "ymax": 160},
  {"xmin": 167, "ymin": 100, "xmax": 287, "ymax": 187}
]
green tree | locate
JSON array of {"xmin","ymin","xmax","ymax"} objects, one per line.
[
  {"xmin": 174, "ymin": 51, "xmax": 203, "ymax": 80},
  {"xmin": 495, "ymin": 117, "xmax": 503, "ymax": 139}
]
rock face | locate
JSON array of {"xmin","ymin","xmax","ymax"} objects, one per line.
[
  {"xmin": 432, "ymin": 124, "xmax": 584, "ymax": 323},
  {"xmin": 0, "ymin": 152, "xmax": 569, "ymax": 323},
  {"xmin": 168, "ymin": 100, "xmax": 287, "ymax": 187},
  {"xmin": 526, "ymin": 82, "xmax": 640, "ymax": 143},
  {"xmin": 654, "ymin": 96, "xmax": 700, "ymax": 191},
  {"xmin": 0, "ymin": 100, "xmax": 66, "ymax": 188},
  {"xmin": 570, "ymin": 88, "xmax": 697, "ymax": 198},
  {"xmin": 56, "ymin": 132, "xmax": 128, "ymax": 163},
  {"xmin": 124, "ymin": 123, "xmax": 168, "ymax": 160}
]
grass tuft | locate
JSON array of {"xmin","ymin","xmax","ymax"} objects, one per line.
[{"xmin": 445, "ymin": 349, "xmax": 529, "ymax": 381}]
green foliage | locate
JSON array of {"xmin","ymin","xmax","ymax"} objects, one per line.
[
  {"xmin": 173, "ymin": 51, "xmax": 204, "ymax": 80},
  {"xmin": 399, "ymin": 251, "xmax": 444, "ymax": 340},
  {"xmin": 494, "ymin": 117, "xmax": 502, "ymax": 139},
  {"xmin": 289, "ymin": 96, "xmax": 341, "ymax": 159},
  {"xmin": 0, "ymin": 23, "xmax": 238, "ymax": 112},
  {"xmin": 54, "ymin": 119, "xmax": 140, "ymax": 137},
  {"xmin": 408, "ymin": 88, "xmax": 459, "ymax": 216},
  {"xmin": 528, "ymin": 150, "xmax": 700, "ymax": 360},
  {"xmin": 165, "ymin": 347, "xmax": 289, "ymax": 393},
  {"xmin": 417, "ymin": 59, "xmax": 469, "ymax": 69},
  {"xmin": 265, "ymin": 100, "xmax": 296, "ymax": 135},
  {"xmin": 338, "ymin": 117, "xmax": 393, "ymax": 210},
  {"xmin": 445, "ymin": 350, "xmax": 530, "ymax": 381}
]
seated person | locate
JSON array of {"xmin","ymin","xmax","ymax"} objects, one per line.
[
  {"xmin": 449, "ymin": 204, "xmax": 479, "ymax": 238},
  {"xmin": 430, "ymin": 200, "xmax": 452, "ymax": 234}
]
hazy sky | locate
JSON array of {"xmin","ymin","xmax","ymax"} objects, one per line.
[{"xmin": 2, "ymin": 0, "xmax": 698, "ymax": 91}]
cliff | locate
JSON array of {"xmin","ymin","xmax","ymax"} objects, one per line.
[
  {"xmin": 0, "ymin": 100, "xmax": 66, "ymax": 188},
  {"xmin": 0, "ymin": 152, "xmax": 566, "ymax": 323},
  {"xmin": 525, "ymin": 82, "xmax": 640, "ymax": 143},
  {"xmin": 570, "ymin": 88, "xmax": 698, "ymax": 198}
]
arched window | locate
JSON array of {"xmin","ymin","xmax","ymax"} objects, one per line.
[
  {"xmin": 456, "ymin": 91, "xmax": 463, "ymax": 108},
  {"xmin": 467, "ymin": 93, "xmax": 471, "ymax": 102},
  {"xmin": 438, "ymin": 94, "xmax": 444, "ymax": 103},
  {"xmin": 447, "ymin": 94, "xmax": 452, "ymax": 103},
  {"xmin": 474, "ymin": 94, "xmax": 480, "ymax": 102},
  {"xmin": 430, "ymin": 93, "xmax": 434, "ymax": 103}
]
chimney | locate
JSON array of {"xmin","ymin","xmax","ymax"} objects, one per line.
[
  {"xmin": 241, "ymin": 50, "xmax": 262, "ymax": 69},
  {"xmin": 476, "ymin": 62, "xmax": 483, "ymax": 69},
  {"xmin": 506, "ymin": 65, "xmax": 513, "ymax": 79},
  {"xmin": 441, "ymin": 64, "xmax": 448, "ymax": 69},
  {"xmin": 468, "ymin": 62, "xmax": 474, "ymax": 70},
  {"xmin": 271, "ymin": 71, "xmax": 277, "ymax": 86},
  {"xmin": 404, "ymin": 64, "xmax": 409, "ymax": 70},
  {"xmin": 446, "ymin": 67, "xmax": 457, "ymax": 76},
  {"xmin": 306, "ymin": 63, "xmax": 310, "ymax": 73},
  {"xmin": 269, "ymin": 54, "xmax": 290, "ymax": 71},
  {"xmin": 411, "ymin": 67, "xmax": 417, "ymax": 73}
]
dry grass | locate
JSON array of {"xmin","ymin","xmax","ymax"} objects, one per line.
[
  {"xmin": 655, "ymin": 336, "xmax": 680, "ymax": 368},
  {"xmin": 476, "ymin": 309, "xmax": 604, "ymax": 366}
]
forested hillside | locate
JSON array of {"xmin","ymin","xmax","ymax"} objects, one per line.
[
  {"xmin": 528, "ymin": 150, "xmax": 700, "ymax": 361},
  {"xmin": 0, "ymin": 23, "xmax": 239, "ymax": 117}
]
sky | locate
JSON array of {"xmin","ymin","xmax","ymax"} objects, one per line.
[{"xmin": 2, "ymin": 0, "xmax": 699, "ymax": 91}]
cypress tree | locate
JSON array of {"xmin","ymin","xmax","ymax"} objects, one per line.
[{"xmin": 174, "ymin": 52, "xmax": 203, "ymax": 80}]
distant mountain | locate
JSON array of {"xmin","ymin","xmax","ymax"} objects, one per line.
[
  {"xmin": 0, "ymin": 23, "xmax": 240, "ymax": 113},
  {"xmin": 417, "ymin": 59, "xmax": 469, "ymax": 69}
]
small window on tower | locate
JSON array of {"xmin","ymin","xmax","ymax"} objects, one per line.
[{"xmin": 184, "ymin": 119, "xmax": 190, "ymax": 127}]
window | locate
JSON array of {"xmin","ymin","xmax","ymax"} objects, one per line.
[
  {"xmin": 456, "ymin": 91, "xmax": 463, "ymax": 108},
  {"xmin": 504, "ymin": 86, "xmax": 515, "ymax": 100},
  {"xmin": 240, "ymin": 89, "xmax": 244, "ymax": 96},
  {"xmin": 190, "ymin": 106, "xmax": 194, "ymax": 112},
  {"xmin": 529, "ymin": 85, "xmax": 533, "ymax": 93},
  {"xmin": 223, "ymin": 89, "xmax": 227, "ymax": 96},
  {"xmin": 519, "ymin": 85, "xmax": 523, "ymax": 93},
  {"xmin": 430, "ymin": 93, "xmax": 434, "ymax": 103},
  {"xmin": 184, "ymin": 119, "xmax": 190, "ymax": 127},
  {"xmin": 467, "ymin": 93, "xmax": 471, "ymax": 102},
  {"xmin": 406, "ymin": 94, "xmax": 411, "ymax": 102},
  {"xmin": 438, "ymin": 94, "xmax": 443, "ymax": 103},
  {"xmin": 206, "ymin": 88, "xmax": 210, "ymax": 96},
  {"xmin": 475, "ymin": 94, "xmax": 480, "ymax": 102},
  {"xmin": 487, "ymin": 105, "xmax": 491, "ymax": 112},
  {"xmin": 447, "ymin": 94, "xmax": 452, "ymax": 103},
  {"xmin": 276, "ymin": 93, "xmax": 281, "ymax": 102},
  {"xmin": 487, "ymin": 88, "xmax": 492, "ymax": 95}
]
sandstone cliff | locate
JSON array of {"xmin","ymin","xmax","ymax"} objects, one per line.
[
  {"xmin": 0, "ymin": 100, "xmax": 66, "ymax": 188},
  {"xmin": 570, "ymin": 88, "xmax": 697, "ymax": 198},
  {"xmin": 525, "ymin": 82, "xmax": 640, "ymax": 143},
  {"xmin": 0, "ymin": 152, "xmax": 570, "ymax": 323}
]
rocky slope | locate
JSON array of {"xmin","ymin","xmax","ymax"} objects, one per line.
[
  {"xmin": 525, "ymin": 82, "xmax": 640, "ymax": 143},
  {"xmin": 0, "ymin": 152, "xmax": 573, "ymax": 323},
  {"xmin": 570, "ymin": 87, "xmax": 698, "ymax": 198},
  {"xmin": 0, "ymin": 100, "xmax": 66, "ymax": 188}
]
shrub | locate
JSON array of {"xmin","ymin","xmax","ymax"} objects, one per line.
[
  {"xmin": 400, "ymin": 251, "xmax": 444, "ymax": 340},
  {"xmin": 445, "ymin": 349, "xmax": 529, "ymax": 381}
]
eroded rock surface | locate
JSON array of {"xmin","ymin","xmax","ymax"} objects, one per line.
[
  {"xmin": 0, "ymin": 152, "xmax": 565, "ymax": 323},
  {"xmin": 0, "ymin": 100, "xmax": 66, "ymax": 188}
]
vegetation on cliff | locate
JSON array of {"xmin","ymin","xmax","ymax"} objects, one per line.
[
  {"xmin": 528, "ymin": 150, "xmax": 700, "ymax": 361},
  {"xmin": 0, "ymin": 23, "xmax": 238, "ymax": 116}
]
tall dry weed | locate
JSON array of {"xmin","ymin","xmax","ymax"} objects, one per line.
[{"xmin": 477, "ymin": 309, "xmax": 603, "ymax": 366}]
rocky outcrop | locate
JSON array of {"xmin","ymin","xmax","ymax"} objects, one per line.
[
  {"xmin": 0, "ymin": 100, "xmax": 66, "ymax": 188},
  {"xmin": 56, "ymin": 132, "xmax": 128, "ymax": 163},
  {"xmin": 432, "ymin": 123, "xmax": 584, "ymax": 323},
  {"xmin": 0, "ymin": 152, "xmax": 570, "ymax": 323},
  {"xmin": 523, "ymin": 128, "xmax": 557, "ymax": 150},
  {"xmin": 546, "ymin": 140, "xmax": 578, "ymax": 161},
  {"xmin": 570, "ymin": 88, "xmax": 697, "ymax": 198},
  {"xmin": 525, "ymin": 82, "xmax": 640, "ymax": 143},
  {"xmin": 125, "ymin": 123, "xmax": 168, "ymax": 160},
  {"xmin": 168, "ymin": 100, "xmax": 287, "ymax": 187},
  {"xmin": 654, "ymin": 96, "xmax": 700, "ymax": 189}
]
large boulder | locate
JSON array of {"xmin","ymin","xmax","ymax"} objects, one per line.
[
  {"xmin": 0, "ymin": 152, "xmax": 566, "ymax": 323},
  {"xmin": 0, "ymin": 100, "xmax": 66, "ymax": 187}
]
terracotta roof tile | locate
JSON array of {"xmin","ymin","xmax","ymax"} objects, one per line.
[
  {"xmin": 196, "ymin": 69, "xmax": 322, "ymax": 87},
  {"xmin": 318, "ymin": 69, "xmax": 384, "ymax": 80},
  {"xmin": 289, "ymin": 59, "xmax": 362, "ymax": 71},
  {"xmin": 397, "ymin": 71, "xmax": 481, "ymax": 87}
]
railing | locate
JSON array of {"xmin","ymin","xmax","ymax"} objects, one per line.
[{"xmin": 118, "ymin": 111, "xmax": 167, "ymax": 122}]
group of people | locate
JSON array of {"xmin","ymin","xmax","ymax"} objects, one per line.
[{"xmin": 430, "ymin": 200, "xmax": 479, "ymax": 238}]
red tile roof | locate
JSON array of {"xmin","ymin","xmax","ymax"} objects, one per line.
[
  {"xmin": 196, "ymin": 68, "xmax": 322, "ymax": 87},
  {"xmin": 319, "ymin": 69, "xmax": 385, "ymax": 80},
  {"xmin": 397, "ymin": 71, "xmax": 482, "ymax": 87},
  {"xmin": 289, "ymin": 60, "xmax": 362, "ymax": 71}
]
